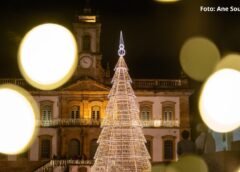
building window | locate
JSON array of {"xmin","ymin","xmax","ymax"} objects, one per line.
[
  {"xmin": 70, "ymin": 105, "xmax": 80, "ymax": 119},
  {"xmin": 139, "ymin": 101, "xmax": 153, "ymax": 120},
  {"xmin": 39, "ymin": 135, "xmax": 52, "ymax": 160},
  {"xmin": 164, "ymin": 110, "xmax": 173, "ymax": 121},
  {"xmin": 92, "ymin": 106, "xmax": 100, "ymax": 120},
  {"xmin": 68, "ymin": 139, "xmax": 80, "ymax": 158},
  {"xmin": 161, "ymin": 101, "xmax": 176, "ymax": 122},
  {"xmin": 40, "ymin": 101, "xmax": 53, "ymax": 121},
  {"xmin": 90, "ymin": 139, "xmax": 98, "ymax": 159},
  {"xmin": 82, "ymin": 35, "xmax": 91, "ymax": 51},
  {"xmin": 162, "ymin": 136, "xmax": 176, "ymax": 161},
  {"xmin": 145, "ymin": 135, "xmax": 153, "ymax": 160},
  {"xmin": 141, "ymin": 106, "xmax": 151, "ymax": 120}
]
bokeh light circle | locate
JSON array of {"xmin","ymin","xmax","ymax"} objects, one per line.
[
  {"xmin": 236, "ymin": 166, "xmax": 240, "ymax": 172},
  {"xmin": 177, "ymin": 155, "xmax": 208, "ymax": 172},
  {"xmin": 0, "ymin": 84, "xmax": 39, "ymax": 154},
  {"xmin": 165, "ymin": 163, "xmax": 180, "ymax": 172},
  {"xmin": 152, "ymin": 164, "xmax": 166, "ymax": 172},
  {"xmin": 18, "ymin": 23, "xmax": 78, "ymax": 90},
  {"xmin": 180, "ymin": 37, "xmax": 220, "ymax": 81},
  {"xmin": 215, "ymin": 53, "xmax": 240, "ymax": 72},
  {"xmin": 164, "ymin": 155, "xmax": 207, "ymax": 172},
  {"xmin": 199, "ymin": 69, "xmax": 240, "ymax": 132}
]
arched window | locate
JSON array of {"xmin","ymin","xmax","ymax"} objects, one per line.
[
  {"xmin": 161, "ymin": 101, "xmax": 176, "ymax": 122},
  {"xmin": 139, "ymin": 101, "xmax": 153, "ymax": 120},
  {"xmin": 68, "ymin": 139, "xmax": 80, "ymax": 158},
  {"xmin": 162, "ymin": 136, "xmax": 176, "ymax": 161},
  {"xmin": 39, "ymin": 135, "xmax": 52, "ymax": 160},
  {"xmin": 40, "ymin": 101, "xmax": 53, "ymax": 121},
  {"xmin": 90, "ymin": 139, "xmax": 98, "ymax": 159},
  {"xmin": 82, "ymin": 35, "xmax": 91, "ymax": 51},
  {"xmin": 91, "ymin": 106, "xmax": 100, "ymax": 120},
  {"xmin": 70, "ymin": 105, "xmax": 80, "ymax": 119}
]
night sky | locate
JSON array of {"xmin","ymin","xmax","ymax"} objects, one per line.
[{"xmin": 0, "ymin": 0, "xmax": 240, "ymax": 80}]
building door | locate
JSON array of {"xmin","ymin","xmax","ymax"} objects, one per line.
[
  {"xmin": 78, "ymin": 167, "xmax": 87, "ymax": 172},
  {"xmin": 90, "ymin": 139, "xmax": 98, "ymax": 159},
  {"xmin": 68, "ymin": 139, "xmax": 80, "ymax": 158},
  {"xmin": 163, "ymin": 140, "xmax": 174, "ymax": 160}
]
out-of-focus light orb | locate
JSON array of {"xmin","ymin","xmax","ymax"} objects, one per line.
[
  {"xmin": 199, "ymin": 69, "xmax": 240, "ymax": 132},
  {"xmin": 177, "ymin": 155, "xmax": 208, "ymax": 172},
  {"xmin": 215, "ymin": 54, "xmax": 240, "ymax": 72},
  {"xmin": 18, "ymin": 23, "xmax": 78, "ymax": 90},
  {"xmin": 180, "ymin": 37, "xmax": 220, "ymax": 81},
  {"xmin": 165, "ymin": 163, "xmax": 180, "ymax": 172},
  {"xmin": 0, "ymin": 84, "xmax": 39, "ymax": 154},
  {"xmin": 236, "ymin": 167, "xmax": 240, "ymax": 172},
  {"xmin": 165, "ymin": 155, "xmax": 207, "ymax": 172},
  {"xmin": 152, "ymin": 164, "xmax": 166, "ymax": 172},
  {"xmin": 155, "ymin": 0, "xmax": 181, "ymax": 3}
]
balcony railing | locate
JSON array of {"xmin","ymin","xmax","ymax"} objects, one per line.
[
  {"xmin": 34, "ymin": 160, "xmax": 93, "ymax": 172},
  {"xmin": 37, "ymin": 118, "xmax": 102, "ymax": 127},
  {"xmin": 0, "ymin": 78, "xmax": 188, "ymax": 89},
  {"xmin": 37, "ymin": 118, "xmax": 179, "ymax": 128},
  {"xmin": 132, "ymin": 79, "xmax": 188, "ymax": 89},
  {"xmin": 141, "ymin": 120, "xmax": 179, "ymax": 127},
  {"xmin": 0, "ymin": 79, "xmax": 27, "ymax": 86}
]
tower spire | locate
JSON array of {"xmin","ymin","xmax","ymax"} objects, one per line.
[{"xmin": 118, "ymin": 31, "xmax": 126, "ymax": 57}]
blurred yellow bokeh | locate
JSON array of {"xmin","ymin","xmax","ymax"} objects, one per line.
[
  {"xmin": 18, "ymin": 23, "xmax": 78, "ymax": 90},
  {"xmin": 165, "ymin": 163, "xmax": 180, "ymax": 172},
  {"xmin": 152, "ymin": 164, "xmax": 166, "ymax": 172},
  {"xmin": 165, "ymin": 155, "xmax": 207, "ymax": 172},
  {"xmin": 0, "ymin": 84, "xmax": 39, "ymax": 154},
  {"xmin": 180, "ymin": 37, "xmax": 220, "ymax": 81},
  {"xmin": 177, "ymin": 155, "xmax": 208, "ymax": 172},
  {"xmin": 215, "ymin": 53, "xmax": 240, "ymax": 72},
  {"xmin": 236, "ymin": 167, "xmax": 240, "ymax": 172},
  {"xmin": 199, "ymin": 69, "xmax": 240, "ymax": 132}
]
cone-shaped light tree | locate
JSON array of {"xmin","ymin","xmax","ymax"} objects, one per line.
[{"xmin": 92, "ymin": 32, "xmax": 151, "ymax": 172}]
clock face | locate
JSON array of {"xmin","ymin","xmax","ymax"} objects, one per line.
[{"xmin": 80, "ymin": 56, "xmax": 92, "ymax": 69}]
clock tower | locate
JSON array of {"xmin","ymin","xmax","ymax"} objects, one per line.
[{"xmin": 72, "ymin": 8, "xmax": 105, "ymax": 82}]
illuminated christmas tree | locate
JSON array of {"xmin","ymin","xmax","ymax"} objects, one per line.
[{"xmin": 92, "ymin": 32, "xmax": 151, "ymax": 172}]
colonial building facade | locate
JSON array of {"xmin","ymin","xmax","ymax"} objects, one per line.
[{"xmin": 0, "ymin": 10, "xmax": 192, "ymax": 172}]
